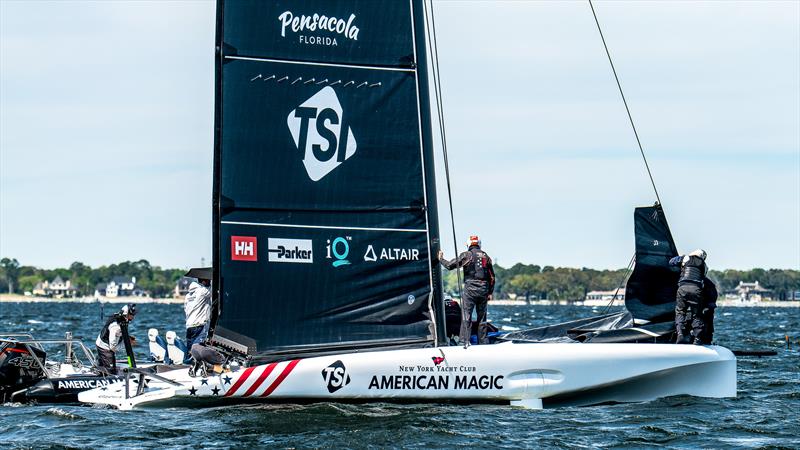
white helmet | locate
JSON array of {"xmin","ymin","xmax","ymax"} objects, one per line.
[{"xmin": 689, "ymin": 249, "xmax": 707, "ymax": 260}]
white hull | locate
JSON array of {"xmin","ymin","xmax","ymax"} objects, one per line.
[{"xmin": 78, "ymin": 343, "xmax": 736, "ymax": 410}]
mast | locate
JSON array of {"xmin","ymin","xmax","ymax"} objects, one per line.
[{"xmin": 411, "ymin": 0, "xmax": 446, "ymax": 345}]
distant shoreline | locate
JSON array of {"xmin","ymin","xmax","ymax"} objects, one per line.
[
  {"xmin": 491, "ymin": 299, "xmax": 800, "ymax": 307},
  {"xmin": 1, "ymin": 294, "xmax": 796, "ymax": 307},
  {"xmin": 0, "ymin": 294, "xmax": 182, "ymax": 304}
]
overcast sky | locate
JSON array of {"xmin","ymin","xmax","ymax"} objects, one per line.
[{"xmin": 1, "ymin": 0, "xmax": 798, "ymax": 271}]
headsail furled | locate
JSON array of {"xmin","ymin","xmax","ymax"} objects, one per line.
[{"xmin": 210, "ymin": 0, "xmax": 443, "ymax": 360}]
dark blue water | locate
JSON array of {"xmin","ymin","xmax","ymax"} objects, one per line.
[{"xmin": 1, "ymin": 302, "xmax": 798, "ymax": 449}]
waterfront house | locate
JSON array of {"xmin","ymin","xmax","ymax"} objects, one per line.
[
  {"xmin": 729, "ymin": 281, "xmax": 773, "ymax": 302},
  {"xmin": 585, "ymin": 289, "xmax": 625, "ymax": 302},
  {"xmin": 31, "ymin": 276, "xmax": 78, "ymax": 298},
  {"xmin": 104, "ymin": 276, "xmax": 137, "ymax": 298},
  {"xmin": 93, "ymin": 282, "xmax": 107, "ymax": 298},
  {"xmin": 174, "ymin": 276, "xmax": 194, "ymax": 298}
]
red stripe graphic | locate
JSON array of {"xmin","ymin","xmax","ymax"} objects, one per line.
[
  {"xmin": 242, "ymin": 363, "xmax": 278, "ymax": 397},
  {"xmin": 260, "ymin": 359, "xmax": 300, "ymax": 397},
  {"xmin": 2, "ymin": 348, "xmax": 29, "ymax": 354},
  {"xmin": 224, "ymin": 366, "xmax": 256, "ymax": 397}
]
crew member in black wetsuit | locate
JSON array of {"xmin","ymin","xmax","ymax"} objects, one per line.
[
  {"xmin": 669, "ymin": 249, "xmax": 711, "ymax": 344},
  {"xmin": 698, "ymin": 276, "xmax": 719, "ymax": 344},
  {"xmin": 95, "ymin": 304, "xmax": 137, "ymax": 373},
  {"xmin": 438, "ymin": 235, "xmax": 496, "ymax": 347}
]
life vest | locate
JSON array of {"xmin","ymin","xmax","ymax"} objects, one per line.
[
  {"xmin": 99, "ymin": 315, "xmax": 121, "ymax": 347},
  {"xmin": 463, "ymin": 247, "xmax": 491, "ymax": 283},
  {"xmin": 679, "ymin": 255, "xmax": 707, "ymax": 286}
]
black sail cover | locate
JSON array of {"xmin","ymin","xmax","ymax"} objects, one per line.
[
  {"xmin": 210, "ymin": 0, "xmax": 444, "ymax": 359},
  {"xmin": 624, "ymin": 204, "xmax": 680, "ymax": 323}
]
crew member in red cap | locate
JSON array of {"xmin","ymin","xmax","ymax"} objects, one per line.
[{"xmin": 439, "ymin": 236, "xmax": 496, "ymax": 347}]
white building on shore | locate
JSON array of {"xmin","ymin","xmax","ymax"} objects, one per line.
[
  {"xmin": 585, "ymin": 289, "xmax": 625, "ymax": 302},
  {"xmin": 31, "ymin": 276, "xmax": 78, "ymax": 298}
]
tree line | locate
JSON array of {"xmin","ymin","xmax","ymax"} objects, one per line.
[
  {"xmin": 0, "ymin": 258, "xmax": 185, "ymax": 298},
  {"xmin": 1, "ymin": 257, "xmax": 798, "ymax": 301},
  {"xmin": 441, "ymin": 263, "xmax": 800, "ymax": 302}
]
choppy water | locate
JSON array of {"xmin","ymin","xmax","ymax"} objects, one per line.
[{"xmin": 1, "ymin": 302, "xmax": 798, "ymax": 449}]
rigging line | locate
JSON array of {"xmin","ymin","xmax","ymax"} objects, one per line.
[
  {"xmin": 602, "ymin": 252, "xmax": 635, "ymax": 314},
  {"xmin": 425, "ymin": 0, "xmax": 463, "ymax": 299},
  {"xmin": 588, "ymin": 0, "xmax": 662, "ymax": 206}
]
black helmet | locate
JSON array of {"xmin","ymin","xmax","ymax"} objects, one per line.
[{"xmin": 120, "ymin": 303, "xmax": 137, "ymax": 317}]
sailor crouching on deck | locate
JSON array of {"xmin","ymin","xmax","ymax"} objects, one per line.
[
  {"xmin": 184, "ymin": 267, "xmax": 212, "ymax": 351},
  {"xmin": 438, "ymin": 235, "xmax": 496, "ymax": 347},
  {"xmin": 669, "ymin": 249, "xmax": 713, "ymax": 345},
  {"xmin": 95, "ymin": 303, "xmax": 137, "ymax": 373}
]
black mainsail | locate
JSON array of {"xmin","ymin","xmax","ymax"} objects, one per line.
[{"xmin": 209, "ymin": 0, "xmax": 444, "ymax": 360}]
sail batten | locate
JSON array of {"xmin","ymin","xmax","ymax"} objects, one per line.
[
  {"xmin": 211, "ymin": 0, "xmax": 443, "ymax": 360},
  {"xmin": 225, "ymin": 55, "xmax": 418, "ymax": 72}
]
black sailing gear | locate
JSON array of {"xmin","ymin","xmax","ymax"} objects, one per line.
[
  {"xmin": 670, "ymin": 255, "xmax": 707, "ymax": 286},
  {"xmin": 440, "ymin": 245, "xmax": 496, "ymax": 345},
  {"xmin": 675, "ymin": 283, "xmax": 702, "ymax": 344},
  {"xmin": 94, "ymin": 307, "xmax": 136, "ymax": 371},
  {"xmin": 696, "ymin": 278, "xmax": 718, "ymax": 344},
  {"xmin": 671, "ymin": 251, "xmax": 716, "ymax": 345}
]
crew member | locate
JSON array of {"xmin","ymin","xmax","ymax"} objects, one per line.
[
  {"xmin": 184, "ymin": 268, "xmax": 212, "ymax": 349},
  {"xmin": 669, "ymin": 249, "xmax": 711, "ymax": 345},
  {"xmin": 697, "ymin": 276, "xmax": 718, "ymax": 344},
  {"xmin": 439, "ymin": 235, "xmax": 496, "ymax": 347},
  {"xmin": 189, "ymin": 342, "xmax": 230, "ymax": 377},
  {"xmin": 95, "ymin": 303, "xmax": 137, "ymax": 373}
]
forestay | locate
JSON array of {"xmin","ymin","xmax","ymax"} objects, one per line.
[{"xmin": 210, "ymin": 0, "xmax": 444, "ymax": 360}]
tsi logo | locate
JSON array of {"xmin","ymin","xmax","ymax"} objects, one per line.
[
  {"xmin": 287, "ymin": 87, "xmax": 357, "ymax": 181},
  {"xmin": 268, "ymin": 238, "xmax": 313, "ymax": 263},
  {"xmin": 231, "ymin": 236, "xmax": 258, "ymax": 261},
  {"xmin": 321, "ymin": 360, "xmax": 351, "ymax": 393},
  {"xmin": 326, "ymin": 236, "xmax": 351, "ymax": 267}
]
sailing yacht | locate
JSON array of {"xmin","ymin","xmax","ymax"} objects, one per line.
[{"xmin": 79, "ymin": 0, "xmax": 735, "ymax": 410}]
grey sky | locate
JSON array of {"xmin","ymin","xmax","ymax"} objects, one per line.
[{"xmin": 1, "ymin": 0, "xmax": 798, "ymax": 271}]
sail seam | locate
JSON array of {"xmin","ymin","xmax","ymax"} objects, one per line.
[
  {"xmin": 225, "ymin": 55, "xmax": 415, "ymax": 73},
  {"xmin": 221, "ymin": 220, "xmax": 426, "ymax": 233}
]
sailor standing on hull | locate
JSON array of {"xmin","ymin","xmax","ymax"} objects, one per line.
[
  {"xmin": 95, "ymin": 304, "xmax": 137, "ymax": 373},
  {"xmin": 184, "ymin": 267, "xmax": 212, "ymax": 350},
  {"xmin": 439, "ymin": 235, "xmax": 496, "ymax": 347},
  {"xmin": 669, "ymin": 249, "xmax": 710, "ymax": 345}
]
